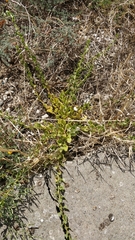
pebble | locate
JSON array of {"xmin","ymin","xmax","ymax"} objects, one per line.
[
  {"xmin": 0, "ymin": 99, "xmax": 3, "ymax": 106},
  {"xmin": 3, "ymin": 94, "xmax": 7, "ymax": 100},
  {"xmin": 42, "ymin": 114, "xmax": 49, "ymax": 119},
  {"xmin": 3, "ymin": 77, "xmax": 8, "ymax": 84},
  {"xmin": 108, "ymin": 213, "xmax": 115, "ymax": 222}
]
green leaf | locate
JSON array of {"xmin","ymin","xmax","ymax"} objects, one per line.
[
  {"xmin": 66, "ymin": 134, "xmax": 72, "ymax": 143},
  {"xmin": 60, "ymin": 144, "xmax": 68, "ymax": 152}
]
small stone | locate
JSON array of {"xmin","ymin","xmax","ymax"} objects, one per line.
[
  {"xmin": 3, "ymin": 94, "xmax": 7, "ymax": 100},
  {"xmin": 6, "ymin": 107, "xmax": 10, "ymax": 112},
  {"xmin": 42, "ymin": 114, "xmax": 49, "ymax": 119},
  {"xmin": 108, "ymin": 213, "xmax": 115, "ymax": 222},
  {"xmin": 0, "ymin": 99, "xmax": 3, "ymax": 106},
  {"xmin": 3, "ymin": 77, "xmax": 8, "ymax": 84},
  {"xmin": 36, "ymin": 109, "xmax": 40, "ymax": 114}
]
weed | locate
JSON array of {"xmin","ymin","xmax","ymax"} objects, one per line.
[
  {"xmin": 0, "ymin": 11, "xmax": 93, "ymax": 238},
  {"xmin": 55, "ymin": 164, "xmax": 72, "ymax": 240},
  {"xmin": 0, "ymin": 1, "xmax": 135, "ymax": 239}
]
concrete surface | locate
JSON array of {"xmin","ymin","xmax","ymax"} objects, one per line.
[{"xmin": 23, "ymin": 153, "xmax": 135, "ymax": 240}]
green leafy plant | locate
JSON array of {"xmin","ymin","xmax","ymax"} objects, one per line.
[
  {"xmin": 0, "ymin": 11, "xmax": 94, "ymax": 239},
  {"xmin": 1, "ymin": 2, "xmax": 135, "ymax": 238},
  {"xmin": 55, "ymin": 165, "xmax": 72, "ymax": 240}
]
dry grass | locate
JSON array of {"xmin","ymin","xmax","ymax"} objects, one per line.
[{"xmin": 0, "ymin": 0, "xmax": 135, "ymax": 238}]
